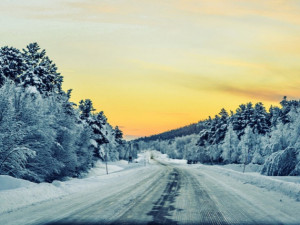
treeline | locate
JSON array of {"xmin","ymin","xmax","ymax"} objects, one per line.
[
  {"xmin": 136, "ymin": 122, "xmax": 205, "ymax": 142},
  {"xmin": 134, "ymin": 98, "xmax": 300, "ymax": 176},
  {"xmin": 0, "ymin": 43, "xmax": 136, "ymax": 183}
]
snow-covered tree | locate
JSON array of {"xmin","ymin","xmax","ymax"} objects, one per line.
[
  {"xmin": 79, "ymin": 99, "xmax": 95, "ymax": 120},
  {"xmin": 253, "ymin": 102, "xmax": 269, "ymax": 134},
  {"xmin": 115, "ymin": 126, "xmax": 124, "ymax": 144},
  {"xmin": 0, "ymin": 147, "xmax": 36, "ymax": 177},
  {"xmin": 0, "ymin": 82, "xmax": 35, "ymax": 177},
  {"xmin": 0, "ymin": 46, "xmax": 25, "ymax": 85},
  {"xmin": 19, "ymin": 43, "xmax": 63, "ymax": 94},
  {"xmin": 0, "ymin": 43, "xmax": 126, "ymax": 182},
  {"xmin": 221, "ymin": 124, "xmax": 239, "ymax": 163}
]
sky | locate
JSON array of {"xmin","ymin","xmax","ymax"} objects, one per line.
[{"xmin": 1, "ymin": 0, "xmax": 300, "ymax": 140}]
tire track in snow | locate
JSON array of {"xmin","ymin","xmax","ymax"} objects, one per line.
[
  {"xmin": 172, "ymin": 169, "xmax": 228, "ymax": 225},
  {"xmin": 147, "ymin": 168, "xmax": 181, "ymax": 225}
]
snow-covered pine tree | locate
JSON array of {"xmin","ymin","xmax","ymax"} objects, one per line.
[
  {"xmin": 253, "ymin": 102, "xmax": 270, "ymax": 134},
  {"xmin": 19, "ymin": 43, "xmax": 63, "ymax": 95},
  {"xmin": 0, "ymin": 46, "xmax": 25, "ymax": 86},
  {"xmin": 79, "ymin": 99, "xmax": 109, "ymax": 160},
  {"xmin": 232, "ymin": 103, "xmax": 255, "ymax": 137},
  {"xmin": 115, "ymin": 126, "xmax": 124, "ymax": 144},
  {"xmin": 79, "ymin": 99, "xmax": 95, "ymax": 120}
]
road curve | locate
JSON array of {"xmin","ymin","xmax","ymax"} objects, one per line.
[{"xmin": 1, "ymin": 160, "xmax": 299, "ymax": 225}]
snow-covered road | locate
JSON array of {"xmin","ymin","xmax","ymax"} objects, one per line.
[{"xmin": 1, "ymin": 153, "xmax": 300, "ymax": 225}]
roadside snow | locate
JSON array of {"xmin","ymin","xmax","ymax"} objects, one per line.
[
  {"xmin": 197, "ymin": 164, "xmax": 300, "ymax": 201},
  {"xmin": 1, "ymin": 150, "xmax": 299, "ymax": 217},
  {"xmin": 221, "ymin": 163, "xmax": 261, "ymax": 173},
  {"xmin": 151, "ymin": 150, "xmax": 300, "ymax": 201},
  {"xmin": 86, "ymin": 161, "xmax": 125, "ymax": 177},
  {"xmin": 150, "ymin": 150, "xmax": 187, "ymax": 164},
  {"xmin": 0, "ymin": 154, "xmax": 148, "ymax": 214},
  {"xmin": 0, "ymin": 175, "xmax": 35, "ymax": 191},
  {"xmin": 270, "ymin": 176, "xmax": 300, "ymax": 184}
]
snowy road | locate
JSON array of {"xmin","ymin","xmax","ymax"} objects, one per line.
[{"xmin": 1, "ymin": 158, "xmax": 300, "ymax": 225}]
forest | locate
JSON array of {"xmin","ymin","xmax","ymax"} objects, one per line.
[
  {"xmin": 134, "ymin": 98, "xmax": 300, "ymax": 176},
  {"xmin": 0, "ymin": 43, "xmax": 137, "ymax": 183},
  {"xmin": 1, "ymin": 43, "xmax": 299, "ymax": 183}
]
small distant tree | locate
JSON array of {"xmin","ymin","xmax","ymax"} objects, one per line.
[
  {"xmin": 239, "ymin": 126, "xmax": 256, "ymax": 172},
  {"xmin": 221, "ymin": 124, "xmax": 239, "ymax": 163},
  {"xmin": 79, "ymin": 99, "xmax": 95, "ymax": 120},
  {"xmin": 253, "ymin": 102, "xmax": 269, "ymax": 134},
  {"xmin": 115, "ymin": 126, "xmax": 124, "ymax": 145}
]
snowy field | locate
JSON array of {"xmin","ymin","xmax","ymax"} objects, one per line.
[{"xmin": 1, "ymin": 150, "xmax": 300, "ymax": 224}]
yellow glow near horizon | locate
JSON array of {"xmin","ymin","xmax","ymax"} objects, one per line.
[{"xmin": 1, "ymin": 0, "xmax": 300, "ymax": 139}]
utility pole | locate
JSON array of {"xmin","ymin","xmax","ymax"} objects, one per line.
[
  {"xmin": 105, "ymin": 147, "xmax": 108, "ymax": 175},
  {"xmin": 128, "ymin": 142, "xmax": 133, "ymax": 163}
]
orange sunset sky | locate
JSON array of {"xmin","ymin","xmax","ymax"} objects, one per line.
[{"xmin": 1, "ymin": 0, "xmax": 300, "ymax": 140}]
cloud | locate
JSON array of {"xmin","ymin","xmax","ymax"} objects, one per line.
[
  {"xmin": 166, "ymin": 71, "xmax": 299, "ymax": 103},
  {"xmin": 0, "ymin": 0, "xmax": 135, "ymax": 24},
  {"xmin": 9, "ymin": 0, "xmax": 152, "ymax": 27},
  {"xmin": 2, "ymin": 0, "xmax": 300, "ymax": 30},
  {"xmin": 65, "ymin": 1, "xmax": 128, "ymax": 15},
  {"xmin": 0, "ymin": 0, "xmax": 65, "ymax": 16},
  {"xmin": 128, "ymin": 55, "xmax": 300, "ymax": 103},
  {"xmin": 217, "ymin": 58, "xmax": 266, "ymax": 70},
  {"xmin": 218, "ymin": 85, "xmax": 285, "ymax": 102},
  {"xmin": 175, "ymin": 0, "xmax": 300, "ymax": 25}
]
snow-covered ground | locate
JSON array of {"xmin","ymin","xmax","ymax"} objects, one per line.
[
  {"xmin": 152, "ymin": 150, "xmax": 300, "ymax": 201},
  {"xmin": 0, "ymin": 153, "xmax": 150, "ymax": 214},
  {"xmin": 1, "ymin": 150, "xmax": 300, "ymax": 224},
  {"xmin": 196, "ymin": 164, "xmax": 300, "ymax": 201}
]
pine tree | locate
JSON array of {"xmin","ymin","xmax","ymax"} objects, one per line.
[
  {"xmin": 79, "ymin": 99, "xmax": 95, "ymax": 120},
  {"xmin": 268, "ymin": 105, "xmax": 281, "ymax": 127},
  {"xmin": 19, "ymin": 43, "xmax": 63, "ymax": 94},
  {"xmin": 115, "ymin": 126, "xmax": 124, "ymax": 144},
  {"xmin": 79, "ymin": 100, "xmax": 109, "ymax": 160},
  {"xmin": 0, "ymin": 46, "xmax": 25, "ymax": 86},
  {"xmin": 253, "ymin": 102, "xmax": 269, "ymax": 134}
]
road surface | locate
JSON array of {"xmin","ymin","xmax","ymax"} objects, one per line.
[{"xmin": 1, "ymin": 159, "xmax": 300, "ymax": 225}]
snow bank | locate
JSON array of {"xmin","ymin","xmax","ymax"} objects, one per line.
[
  {"xmin": 0, "ymin": 175, "xmax": 35, "ymax": 191},
  {"xmin": 0, "ymin": 180, "xmax": 70, "ymax": 214},
  {"xmin": 0, "ymin": 157, "xmax": 147, "ymax": 214},
  {"xmin": 199, "ymin": 164, "xmax": 300, "ymax": 201},
  {"xmin": 220, "ymin": 163, "xmax": 261, "ymax": 173},
  {"xmin": 85, "ymin": 161, "xmax": 124, "ymax": 177},
  {"xmin": 150, "ymin": 150, "xmax": 187, "ymax": 164}
]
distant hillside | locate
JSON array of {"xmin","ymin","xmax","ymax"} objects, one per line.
[{"xmin": 135, "ymin": 122, "xmax": 205, "ymax": 142}]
